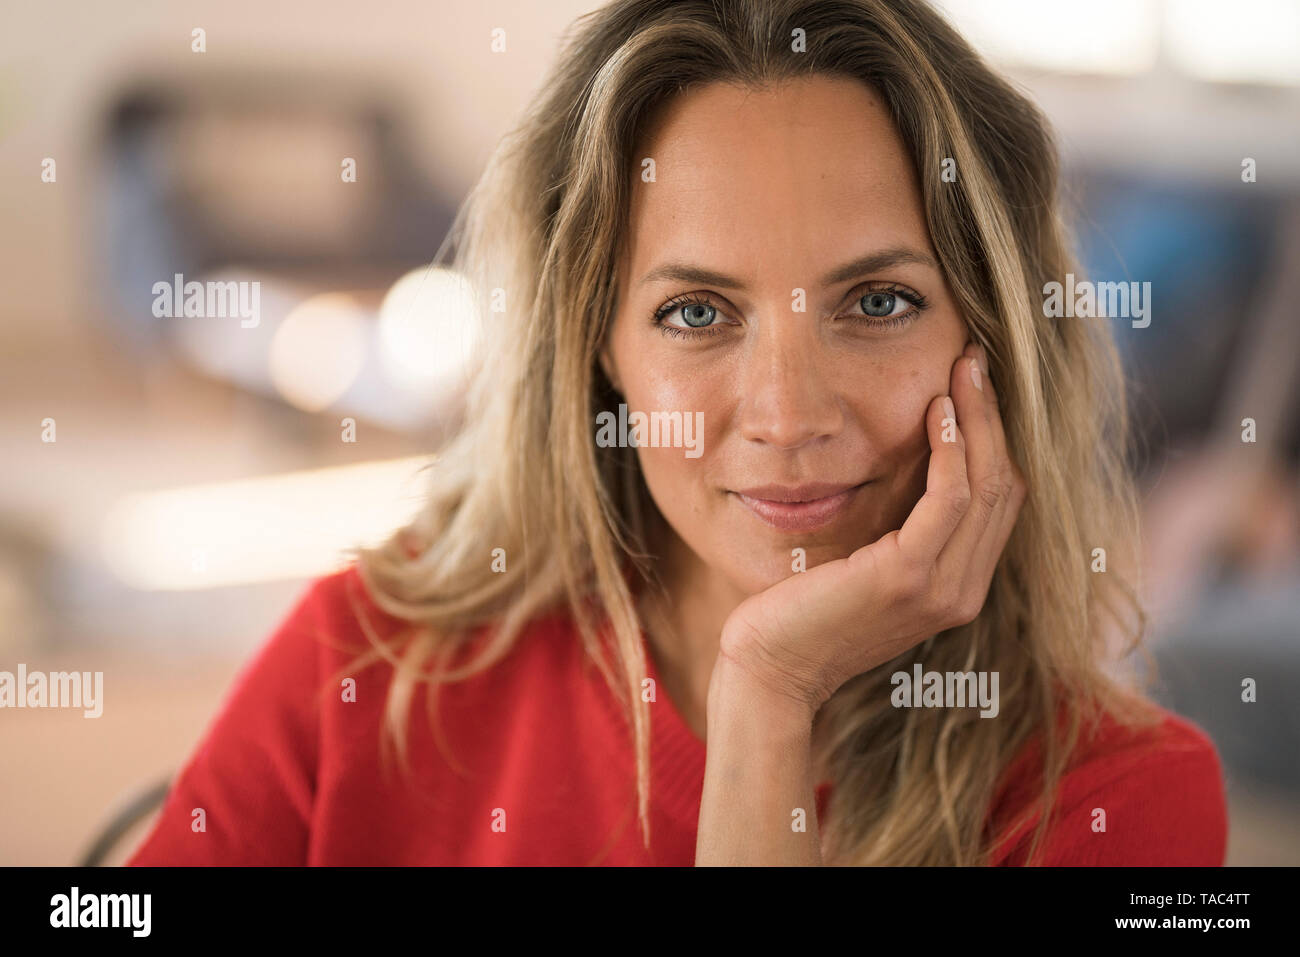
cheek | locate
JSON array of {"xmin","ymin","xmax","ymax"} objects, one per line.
[
  {"xmin": 838, "ymin": 360, "xmax": 939, "ymax": 526},
  {"xmin": 625, "ymin": 372, "xmax": 717, "ymax": 501},
  {"xmin": 870, "ymin": 377, "xmax": 931, "ymax": 457},
  {"xmin": 606, "ymin": 340, "xmax": 715, "ymax": 497},
  {"xmin": 836, "ymin": 357, "xmax": 934, "ymax": 455},
  {"xmin": 626, "ymin": 355, "xmax": 711, "ymax": 411},
  {"xmin": 636, "ymin": 448, "xmax": 698, "ymax": 521},
  {"xmin": 621, "ymin": 358, "xmax": 721, "ymax": 459}
]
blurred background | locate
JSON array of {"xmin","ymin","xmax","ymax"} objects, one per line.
[{"xmin": 0, "ymin": 0, "xmax": 1297, "ymax": 865}]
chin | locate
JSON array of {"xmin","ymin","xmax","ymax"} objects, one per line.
[
  {"xmin": 727, "ymin": 562, "xmax": 794, "ymax": 597},
  {"xmin": 720, "ymin": 536, "xmax": 857, "ymax": 594}
]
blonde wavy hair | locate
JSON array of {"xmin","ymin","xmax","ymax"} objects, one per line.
[{"xmin": 346, "ymin": 0, "xmax": 1160, "ymax": 865}]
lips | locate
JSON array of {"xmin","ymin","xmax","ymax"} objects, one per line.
[{"xmin": 731, "ymin": 481, "xmax": 868, "ymax": 532}]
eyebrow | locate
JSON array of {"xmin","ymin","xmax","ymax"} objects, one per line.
[{"xmin": 637, "ymin": 247, "xmax": 940, "ymax": 290}]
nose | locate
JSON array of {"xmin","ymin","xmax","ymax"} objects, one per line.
[{"xmin": 737, "ymin": 314, "xmax": 843, "ymax": 450}]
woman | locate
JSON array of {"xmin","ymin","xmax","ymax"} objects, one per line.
[{"xmin": 128, "ymin": 0, "xmax": 1227, "ymax": 866}]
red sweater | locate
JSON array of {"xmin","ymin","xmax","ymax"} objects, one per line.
[{"xmin": 127, "ymin": 565, "xmax": 1228, "ymax": 866}]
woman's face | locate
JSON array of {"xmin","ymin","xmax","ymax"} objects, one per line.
[{"xmin": 602, "ymin": 75, "xmax": 969, "ymax": 597}]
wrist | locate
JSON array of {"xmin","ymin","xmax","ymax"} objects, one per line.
[{"xmin": 708, "ymin": 647, "xmax": 818, "ymax": 731}]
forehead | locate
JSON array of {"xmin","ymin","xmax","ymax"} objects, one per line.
[{"xmin": 624, "ymin": 75, "xmax": 932, "ymax": 284}]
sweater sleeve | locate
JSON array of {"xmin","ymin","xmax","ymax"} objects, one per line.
[
  {"xmin": 1006, "ymin": 713, "xmax": 1229, "ymax": 866},
  {"xmin": 125, "ymin": 575, "xmax": 334, "ymax": 866}
]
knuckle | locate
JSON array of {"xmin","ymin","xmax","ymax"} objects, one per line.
[
  {"xmin": 919, "ymin": 593, "xmax": 947, "ymax": 629},
  {"xmin": 718, "ymin": 616, "xmax": 764, "ymax": 666},
  {"xmin": 895, "ymin": 563, "xmax": 930, "ymax": 602},
  {"xmin": 1009, "ymin": 471, "xmax": 1028, "ymax": 508},
  {"xmin": 948, "ymin": 587, "xmax": 983, "ymax": 626},
  {"xmin": 947, "ymin": 482, "xmax": 972, "ymax": 514},
  {"xmin": 976, "ymin": 482, "xmax": 1003, "ymax": 513},
  {"xmin": 939, "ymin": 588, "xmax": 970, "ymax": 627}
]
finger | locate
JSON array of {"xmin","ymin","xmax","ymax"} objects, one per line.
[
  {"xmin": 941, "ymin": 344, "xmax": 1026, "ymax": 608},
  {"xmin": 970, "ymin": 342, "xmax": 1008, "ymax": 463},
  {"xmin": 968, "ymin": 343, "xmax": 1025, "ymax": 549},
  {"xmin": 896, "ymin": 392, "xmax": 971, "ymax": 566},
  {"xmin": 990, "ymin": 456, "xmax": 1027, "ymax": 557},
  {"xmin": 958, "ymin": 459, "xmax": 1025, "ymax": 621},
  {"xmin": 935, "ymin": 348, "xmax": 1005, "ymax": 576}
]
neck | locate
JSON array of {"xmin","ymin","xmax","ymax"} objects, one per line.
[{"xmin": 637, "ymin": 520, "xmax": 748, "ymax": 737}]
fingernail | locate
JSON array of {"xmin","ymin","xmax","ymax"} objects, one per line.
[
  {"xmin": 976, "ymin": 343, "xmax": 989, "ymax": 375},
  {"xmin": 970, "ymin": 359, "xmax": 983, "ymax": 391},
  {"xmin": 942, "ymin": 395, "xmax": 955, "ymax": 419}
]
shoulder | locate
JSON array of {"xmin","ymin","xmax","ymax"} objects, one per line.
[
  {"xmin": 275, "ymin": 565, "xmax": 603, "ymax": 744},
  {"xmin": 205, "ymin": 562, "xmax": 402, "ymax": 731},
  {"xmin": 990, "ymin": 702, "xmax": 1228, "ymax": 866},
  {"xmin": 293, "ymin": 562, "xmax": 400, "ymax": 646},
  {"xmin": 297, "ymin": 562, "xmax": 583, "ymax": 686},
  {"xmin": 191, "ymin": 563, "xmax": 416, "ymax": 735},
  {"xmin": 1070, "ymin": 705, "xmax": 1224, "ymax": 786},
  {"xmin": 124, "ymin": 564, "xmax": 384, "ymax": 865},
  {"xmin": 275, "ymin": 562, "xmax": 429, "ymax": 668}
]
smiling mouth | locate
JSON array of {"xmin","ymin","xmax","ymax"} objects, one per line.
[{"xmin": 730, "ymin": 481, "xmax": 870, "ymax": 533}]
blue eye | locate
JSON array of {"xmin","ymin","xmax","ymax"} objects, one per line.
[
  {"xmin": 861, "ymin": 291, "xmax": 899, "ymax": 317},
  {"xmin": 651, "ymin": 294, "xmax": 728, "ymax": 338},
  {"xmin": 847, "ymin": 283, "xmax": 928, "ymax": 329},
  {"xmin": 649, "ymin": 283, "xmax": 928, "ymax": 340},
  {"xmin": 680, "ymin": 303, "xmax": 716, "ymax": 327}
]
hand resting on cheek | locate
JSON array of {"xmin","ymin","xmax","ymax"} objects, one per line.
[{"xmin": 716, "ymin": 340, "xmax": 1027, "ymax": 713}]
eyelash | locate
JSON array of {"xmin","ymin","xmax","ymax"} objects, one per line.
[{"xmin": 650, "ymin": 283, "xmax": 929, "ymax": 340}]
